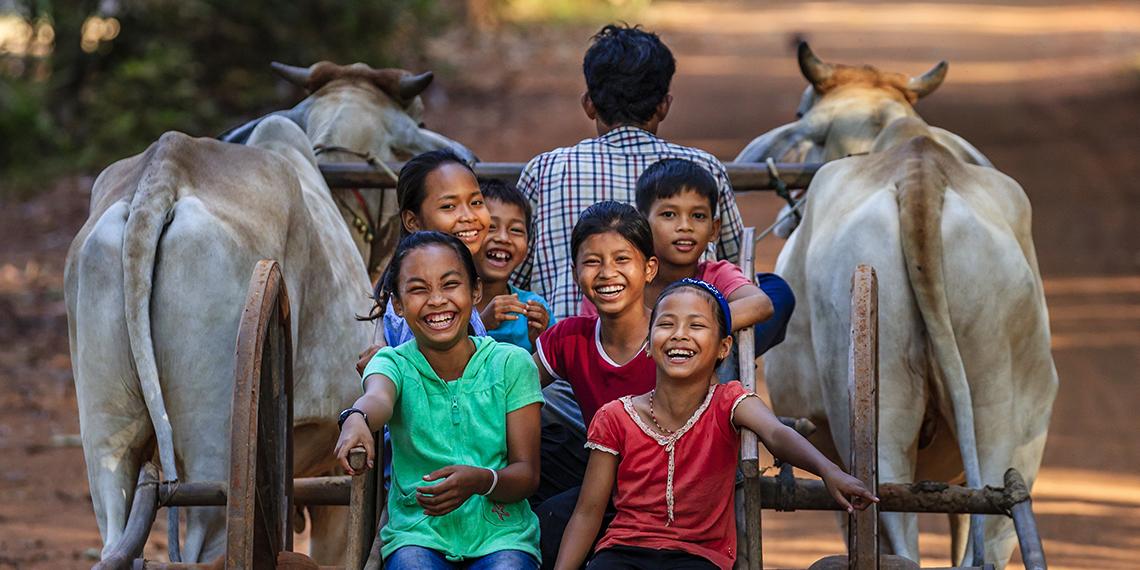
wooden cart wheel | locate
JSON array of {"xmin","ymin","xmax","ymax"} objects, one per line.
[
  {"xmin": 227, "ymin": 259, "xmax": 294, "ymax": 569},
  {"xmin": 848, "ymin": 265, "xmax": 879, "ymax": 570}
]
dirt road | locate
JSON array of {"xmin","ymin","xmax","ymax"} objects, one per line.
[{"xmin": 1, "ymin": 1, "xmax": 1137, "ymax": 568}]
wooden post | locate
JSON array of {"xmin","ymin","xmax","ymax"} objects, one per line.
[
  {"xmin": 848, "ymin": 266, "xmax": 879, "ymax": 570},
  {"xmin": 735, "ymin": 227, "xmax": 763, "ymax": 570}
]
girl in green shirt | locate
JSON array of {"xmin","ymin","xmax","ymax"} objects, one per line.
[{"xmin": 335, "ymin": 231, "xmax": 544, "ymax": 569}]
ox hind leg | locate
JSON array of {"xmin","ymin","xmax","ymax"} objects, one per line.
[
  {"xmin": 875, "ymin": 352, "xmax": 928, "ymax": 563},
  {"xmin": 151, "ymin": 201, "xmax": 255, "ymax": 562},
  {"xmin": 293, "ymin": 421, "xmax": 347, "ymax": 564},
  {"xmin": 71, "ymin": 203, "xmax": 156, "ymax": 556}
]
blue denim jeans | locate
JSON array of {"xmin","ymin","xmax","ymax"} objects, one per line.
[{"xmin": 386, "ymin": 546, "xmax": 540, "ymax": 570}]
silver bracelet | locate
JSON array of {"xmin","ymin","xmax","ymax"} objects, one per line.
[{"xmin": 481, "ymin": 468, "xmax": 499, "ymax": 496}]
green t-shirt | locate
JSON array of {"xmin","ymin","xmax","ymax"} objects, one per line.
[{"xmin": 362, "ymin": 336, "xmax": 544, "ymax": 562}]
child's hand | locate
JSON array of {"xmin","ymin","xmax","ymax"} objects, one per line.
[
  {"xmin": 821, "ymin": 466, "xmax": 879, "ymax": 513},
  {"xmin": 355, "ymin": 344, "xmax": 382, "ymax": 375},
  {"xmin": 333, "ymin": 414, "xmax": 374, "ymax": 476},
  {"xmin": 416, "ymin": 465, "xmax": 494, "ymax": 516},
  {"xmin": 526, "ymin": 301, "xmax": 551, "ymax": 347},
  {"xmin": 480, "ymin": 294, "xmax": 529, "ymax": 330}
]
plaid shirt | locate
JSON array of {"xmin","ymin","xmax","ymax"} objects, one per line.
[{"xmin": 514, "ymin": 126, "xmax": 744, "ymax": 320}]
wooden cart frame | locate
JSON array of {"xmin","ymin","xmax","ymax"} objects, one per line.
[{"xmin": 94, "ymin": 161, "xmax": 1048, "ymax": 570}]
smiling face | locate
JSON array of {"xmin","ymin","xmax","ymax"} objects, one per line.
[
  {"xmin": 402, "ymin": 163, "xmax": 491, "ymax": 254},
  {"xmin": 475, "ymin": 198, "xmax": 528, "ymax": 283},
  {"xmin": 645, "ymin": 189, "xmax": 720, "ymax": 268},
  {"xmin": 574, "ymin": 231, "xmax": 658, "ymax": 317},
  {"xmin": 649, "ymin": 289, "xmax": 732, "ymax": 380},
  {"xmin": 392, "ymin": 244, "xmax": 482, "ymax": 350}
]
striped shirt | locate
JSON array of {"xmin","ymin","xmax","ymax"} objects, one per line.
[{"xmin": 513, "ymin": 126, "xmax": 744, "ymax": 319}]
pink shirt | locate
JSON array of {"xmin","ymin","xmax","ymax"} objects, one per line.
[
  {"xmin": 535, "ymin": 316, "xmax": 656, "ymax": 426},
  {"xmin": 586, "ymin": 382, "xmax": 756, "ymax": 570},
  {"xmin": 579, "ymin": 260, "xmax": 753, "ymax": 317}
]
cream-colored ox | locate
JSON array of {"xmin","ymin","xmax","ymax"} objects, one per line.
[
  {"xmin": 221, "ymin": 61, "xmax": 477, "ymax": 274},
  {"xmin": 749, "ymin": 46, "xmax": 1058, "ymax": 568},
  {"xmin": 65, "ymin": 117, "xmax": 371, "ymax": 563}
]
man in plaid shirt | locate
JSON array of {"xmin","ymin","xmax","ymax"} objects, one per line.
[{"xmin": 514, "ymin": 24, "xmax": 745, "ymax": 321}]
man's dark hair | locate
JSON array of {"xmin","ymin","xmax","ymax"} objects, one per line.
[
  {"xmin": 635, "ymin": 158, "xmax": 719, "ymax": 215},
  {"xmin": 583, "ymin": 24, "xmax": 675, "ymax": 126},
  {"xmin": 478, "ymin": 178, "xmax": 532, "ymax": 235}
]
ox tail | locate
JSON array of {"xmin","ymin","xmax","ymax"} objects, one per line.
[
  {"xmin": 122, "ymin": 134, "xmax": 182, "ymax": 485},
  {"xmin": 895, "ymin": 138, "xmax": 985, "ymax": 565}
]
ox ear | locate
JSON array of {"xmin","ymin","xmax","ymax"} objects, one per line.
[
  {"xmin": 734, "ymin": 121, "xmax": 823, "ymax": 166},
  {"xmin": 271, "ymin": 62, "xmax": 312, "ymax": 88},
  {"xmin": 908, "ymin": 61, "xmax": 948, "ymax": 99},
  {"xmin": 797, "ymin": 42, "xmax": 834, "ymax": 90},
  {"xmin": 398, "ymin": 71, "xmax": 434, "ymax": 101}
]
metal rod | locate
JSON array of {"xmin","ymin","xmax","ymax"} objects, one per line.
[
  {"xmin": 1006, "ymin": 469, "xmax": 1047, "ymax": 570},
  {"xmin": 320, "ymin": 161, "xmax": 823, "ymax": 192},
  {"xmin": 94, "ymin": 463, "xmax": 160, "ymax": 570}
]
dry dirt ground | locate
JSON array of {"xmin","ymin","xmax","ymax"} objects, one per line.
[{"xmin": 2, "ymin": 1, "xmax": 1138, "ymax": 568}]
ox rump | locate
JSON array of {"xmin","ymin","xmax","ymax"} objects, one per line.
[
  {"xmin": 764, "ymin": 118, "xmax": 1058, "ymax": 569},
  {"xmin": 65, "ymin": 118, "xmax": 372, "ymax": 564}
]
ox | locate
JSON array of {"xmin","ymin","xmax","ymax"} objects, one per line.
[
  {"xmin": 65, "ymin": 117, "xmax": 371, "ymax": 563},
  {"xmin": 221, "ymin": 61, "xmax": 477, "ymax": 274},
  {"xmin": 752, "ymin": 46, "xmax": 1058, "ymax": 568}
]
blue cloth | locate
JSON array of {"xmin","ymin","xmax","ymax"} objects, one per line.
[
  {"xmin": 386, "ymin": 546, "xmax": 539, "ymax": 570},
  {"xmin": 754, "ymin": 272, "xmax": 794, "ymax": 356},
  {"xmin": 486, "ymin": 285, "xmax": 557, "ymax": 353},
  {"xmin": 383, "ymin": 299, "xmax": 487, "ymax": 347}
]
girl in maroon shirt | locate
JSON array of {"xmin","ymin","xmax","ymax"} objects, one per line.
[{"xmin": 555, "ymin": 280, "xmax": 877, "ymax": 570}]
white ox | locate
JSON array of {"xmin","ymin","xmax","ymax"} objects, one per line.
[
  {"xmin": 65, "ymin": 117, "xmax": 372, "ymax": 563},
  {"xmin": 221, "ymin": 61, "xmax": 477, "ymax": 275},
  {"xmin": 749, "ymin": 46, "xmax": 1058, "ymax": 568}
]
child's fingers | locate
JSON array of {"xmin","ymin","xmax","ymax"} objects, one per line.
[
  {"xmin": 829, "ymin": 487, "xmax": 855, "ymax": 513},
  {"xmin": 423, "ymin": 466, "xmax": 457, "ymax": 482}
]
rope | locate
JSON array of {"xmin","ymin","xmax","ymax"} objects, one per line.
[
  {"xmin": 753, "ymin": 198, "xmax": 806, "ymax": 243},
  {"xmin": 766, "ymin": 158, "xmax": 801, "ymax": 222}
]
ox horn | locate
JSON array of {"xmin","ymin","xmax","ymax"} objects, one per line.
[
  {"xmin": 398, "ymin": 71, "xmax": 434, "ymax": 101},
  {"xmin": 271, "ymin": 62, "xmax": 312, "ymax": 88},
  {"xmin": 797, "ymin": 42, "xmax": 834, "ymax": 89},
  {"xmin": 907, "ymin": 60, "xmax": 949, "ymax": 99}
]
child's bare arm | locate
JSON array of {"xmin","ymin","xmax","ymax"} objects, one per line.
[
  {"xmin": 334, "ymin": 374, "xmax": 397, "ymax": 475},
  {"xmin": 727, "ymin": 283, "xmax": 774, "ymax": 331},
  {"xmin": 732, "ymin": 396, "xmax": 877, "ymax": 512},
  {"xmin": 554, "ymin": 450, "xmax": 619, "ymax": 570},
  {"xmin": 533, "ymin": 351, "xmax": 556, "ymax": 388},
  {"xmin": 416, "ymin": 402, "xmax": 542, "ymax": 515}
]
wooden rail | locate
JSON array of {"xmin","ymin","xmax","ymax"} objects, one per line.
[{"xmin": 320, "ymin": 161, "xmax": 823, "ymax": 191}]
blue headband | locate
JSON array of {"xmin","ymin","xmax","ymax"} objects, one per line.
[{"xmin": 677, "ymin": 278, "xmax": 733, "ymax": 338}]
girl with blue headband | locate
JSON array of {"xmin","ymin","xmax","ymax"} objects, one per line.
[{"xmin": 554, "ymin": 279, "xmax": 877, "ymax": 570}]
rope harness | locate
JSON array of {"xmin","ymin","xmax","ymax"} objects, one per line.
[{"xmin": 312, "ymin": 144, "xmax": 400, "ymax": 245}]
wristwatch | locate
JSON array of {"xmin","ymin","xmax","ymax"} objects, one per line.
[{"xmin": 338, "ymin": 407, "xmax": 367, "ymax": 430}]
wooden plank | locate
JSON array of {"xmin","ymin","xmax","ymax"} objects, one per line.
[
  {"xmin": 320, "ymin": 161, "xmax": 823, "ymax": 192},
  {"xmin": 848, "ymin": 265, "xmax": 879, "ymax": 570}
]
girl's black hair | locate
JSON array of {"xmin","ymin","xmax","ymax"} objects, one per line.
[
  {"xmin": 570, "ymin": 200, "xmax": 655, "ymax": 264},
  {"xmin": 396, "ymin": 149, "xmax": 476, "ymax": 234},
  {"xmin": 634, "ymin": 158, "xmax": 719, "ymax": 216},
  {"xmin": 650, "ymin": 280, "xmax": 732, "ymax": 339},
  {"xmin": 362, "ymin": 231, "xmax": 479, "ymax": 321}
]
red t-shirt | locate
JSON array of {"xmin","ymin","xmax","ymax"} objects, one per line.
[
  {"xmin": 535, "ymin": 316, "xmax": 656, "ymax": 425},
  {"xmin": 586, "ymin": 382, "xmax": 755, "ymax": 570},
  {"xmin": 579, "ymin": 260, "xmax": 753, "ymax": 317}
]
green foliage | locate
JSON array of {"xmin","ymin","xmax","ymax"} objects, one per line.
[{"xmin": 0, "ymin": 0, "xmax": 449, "ymax": 195}]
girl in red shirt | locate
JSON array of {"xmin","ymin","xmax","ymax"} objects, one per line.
[{"xmin": 554, "ymin": 280, "xmax": 877, "ymax": 570}]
